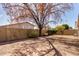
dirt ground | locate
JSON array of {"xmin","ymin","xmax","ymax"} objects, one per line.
[{"xmin": 0, "ymin": 35, "xmax": 79, "ymax": 56}]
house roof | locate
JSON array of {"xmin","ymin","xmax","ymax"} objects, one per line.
[
  {"xmin": 11, "ymin": 22, "xmax": 35, "ymax": 26},
  {"xmin": 0, "ymin": 22, "xmax": 35, "ymax": 28}
]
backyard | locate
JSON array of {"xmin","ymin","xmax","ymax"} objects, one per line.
[
  {"xmin": 0, "ymin": 3, "xmax": 79, "ymax": 56},
  {"xmin": 0, "ymin": 35, "xmax": 78, "ymax": 56}
]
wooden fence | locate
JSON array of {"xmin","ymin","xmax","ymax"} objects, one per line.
[
  {"xmin": 56, "ymin": 29, "xmax": 78, "ymax": 35},
  {"xmin": 0, "ymin": 27, "xmax": 77, "ymax": 42},
  {"xmin": 0, "ymin": 28, "xmax": 38, "ymax": 42},
  {"xmin": 0, "ymin": 28, "xmax": 47, "ymax": 42}
]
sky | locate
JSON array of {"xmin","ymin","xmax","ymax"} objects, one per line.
[{"xmin": 0, "ymin": 3, "xmax": 79, "ymax": 28}]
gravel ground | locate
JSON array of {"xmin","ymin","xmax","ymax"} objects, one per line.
[{"xmin": 0, "ymin": 35, "xmax": 78, "ymax": 56}]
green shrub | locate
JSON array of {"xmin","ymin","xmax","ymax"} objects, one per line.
[
  {"xmin": 55, "ymin": 26, "xmax": 65, "ymax": 31},
  {"xmin": 55, "ymin": 26, "xmax": 65, "ymax": 35},
  {"xmin": 27, "ymin": 31, "xmax": 39, "ymax": 38},
  {"xmin": 62, "ymin": 24, "xmax": 69, "ymax": 30},
  {"xmin": 48, "ymin": 28, "xmax": 57, "ymax": 35}
]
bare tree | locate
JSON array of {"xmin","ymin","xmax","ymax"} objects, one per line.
[
  {"xmin": 2, "ymin": 3, "xmax": 73, "ymax": 56},
  {"xmin": 2, "ymin": 3, "xmax": 72, "ymax": 36}
]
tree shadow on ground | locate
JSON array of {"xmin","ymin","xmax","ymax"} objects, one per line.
[
  {"xmin": 0, "ymin": 37, "xmax": 39, "ymax": 45},
  {"xmin": 58, "ymin": 40, "xmax": 79, "ymax": 48},
  {"xmin": 0, "ymin": 35, "xmax": 48, "ymax": 45},
  {"xmin": 11, "ymin": 37, "xmax": 63, "ymax": 56}
]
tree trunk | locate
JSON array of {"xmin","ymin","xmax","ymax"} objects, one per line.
[
  {"xmin": 61, "ymin": 31, "xmax": 63, "ymax": 35},
  {"xmin": 39, "ymin": 27, "xmax": 42, "ymax": 36}
]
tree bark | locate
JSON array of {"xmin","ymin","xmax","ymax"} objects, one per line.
[
  {"xmin": 61, "ymin": 31, "xmax": 63, "ymax": 35},
  {"xmin": 39, "ymin": 27, "xmax": 42, "ymax": 36}
]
